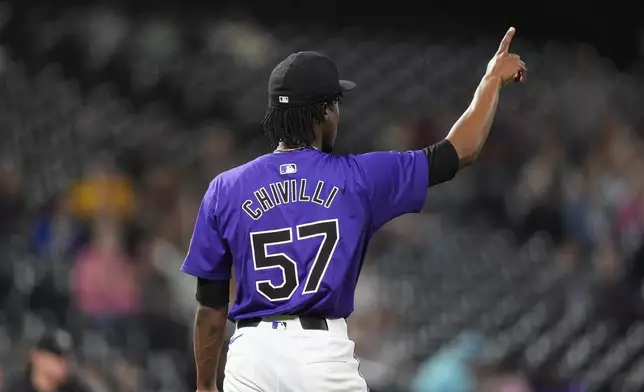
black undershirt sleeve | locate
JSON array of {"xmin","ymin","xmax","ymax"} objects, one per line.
[
  {"xmin": 423, "ymin": 139, "xmax": 460, "ymax": 187},
  {"xmin": 196, "ymin": 277, "xmax": 230, "ymax": 309}
]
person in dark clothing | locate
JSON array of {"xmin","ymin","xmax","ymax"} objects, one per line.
[
  {"xmin": 626, "ymin": 239, "xmax": 644, "ymax": 308},
  {"xmin": 3, "ymin": 331, "xmax": 89, "ymax": 392}
]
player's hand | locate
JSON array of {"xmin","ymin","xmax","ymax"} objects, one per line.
[{"xmin": 485, "ymin": 27, "xmax": 527, "ymax": 86}]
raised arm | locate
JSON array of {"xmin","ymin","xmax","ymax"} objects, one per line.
[
  {"xmin": 445, "ymin": 27, "xmax": 527, "ymax": 169},
  {"xmin": 350, "ymin": 28, "xmax": 527, "ymax": 228}
]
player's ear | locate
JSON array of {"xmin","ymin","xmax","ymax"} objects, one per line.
[{"xmin": 325, "ymin": 102, "xmax": 338, "ymax": 116}]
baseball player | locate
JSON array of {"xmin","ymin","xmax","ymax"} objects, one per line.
[{"xmin": 181, "ymin": 27, "xmax": 526, "ymax": 392}]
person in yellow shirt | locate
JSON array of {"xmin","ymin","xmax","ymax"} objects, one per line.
[{"xmin": 68, "ymin": 155, "xmax": 135, "ymax": 221}]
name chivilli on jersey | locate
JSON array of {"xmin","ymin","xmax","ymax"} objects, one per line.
[{"xmin": 242, "ymin": 179, "xmax": 340, "ymax": 220}]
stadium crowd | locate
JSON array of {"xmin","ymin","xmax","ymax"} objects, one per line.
[{"xmin": 1, "ymin": 3, "xmax": 644, "ymax": 392}]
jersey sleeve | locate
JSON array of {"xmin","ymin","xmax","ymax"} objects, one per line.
[
  {"xmin": 353, "ymin": 149, "xmax": 429, "ymax": 230},
  {"xmin": 181, "ymin": 180, "xmax": 232, "ymax": 281}
]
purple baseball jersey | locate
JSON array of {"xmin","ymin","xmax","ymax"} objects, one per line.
[{"xmin": 181, "ymin": 148, "xmax": 428, "ymax": 320}]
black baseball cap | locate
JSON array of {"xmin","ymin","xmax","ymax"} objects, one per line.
[
  {"xmin": 34, "ymin": 330, "xmax": 72, "ymax": 357},
  {"xmin": 268, "ymin": 51, "xmax": 356, "ymax": 106}
]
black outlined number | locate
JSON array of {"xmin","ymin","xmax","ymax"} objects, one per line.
[
  {"xmin": 250, "ymin": 219, "xmax": 339, "ymax": 302},
  {"xmin": 251, "ymin": 228, "xmax": 299, "ymax": 302},
  {"xmin": 298, "ymin": 220, "xmax": 339, "ymax": 294}
]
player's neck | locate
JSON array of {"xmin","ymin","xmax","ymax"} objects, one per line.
[
  {"xmin": 275, "ymin": 142, "xmax": 319, "ymax": 152},
  {"xmin": 31, "ymin": 370, "xmax": 60, "ymax": 392}
]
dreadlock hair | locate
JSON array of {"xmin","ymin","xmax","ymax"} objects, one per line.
[{"xmin": 261, "ymin": 93, "xmax": 343, "ymax": 149}]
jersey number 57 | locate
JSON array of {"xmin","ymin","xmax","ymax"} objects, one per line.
[{"xmin": 250, "ymin": 219, "xmax": 339, "ymax": 302}]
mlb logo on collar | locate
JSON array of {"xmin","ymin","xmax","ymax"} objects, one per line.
[
  {"xmin": 278, "ymin": 96, "xmax": 289, "ymax": 103},
  {"xmin": 279, "ymin": 163, "xmax": 297, "ymax": 175}
]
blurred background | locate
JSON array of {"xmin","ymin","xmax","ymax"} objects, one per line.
[{"xmin": 1, "ymin": 1, "xmax": 644, "ymax": 391}]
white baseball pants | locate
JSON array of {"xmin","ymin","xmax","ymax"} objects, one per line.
[{"xmin": 223, "ymin": 317, "xmax": 369, "ymax": 392}]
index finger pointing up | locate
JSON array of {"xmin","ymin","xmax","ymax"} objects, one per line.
[{"xmin": 497, "ymin": 27, "xmax": 516, "ymax": 54}]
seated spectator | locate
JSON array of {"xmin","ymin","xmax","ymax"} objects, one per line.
[
  {"xmin": 68, "ymin": 154, "xmax": 135, "ymax": 222},
  {"xmin": 472, "ymin": 359, "xmax": 533, "ymax": 392},
  {"xmin": 0, "ymin": 160, "xmax": 26, "ymax": 241},
  {"xmin": 411, "ymin": 332, "xmax": 485, "ymax": 392},
  {"xmin": 71, "ymin": 217, "xmax": 141, "ymax": 347},
  {"xmin": 3, "ymin": 330, "xmax": 90, "ymax": 392},
  {"xmin": 29, "ymin": 194, "xmax": 87, "ymax": 259},
  {"xmin": 590, "ymin": 241, "xmax": 639, "ymax": 331}
]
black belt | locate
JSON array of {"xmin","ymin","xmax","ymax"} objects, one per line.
[{"xmin": 237, "ymin": 316, "xmax": 329, "ymax": 331}]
